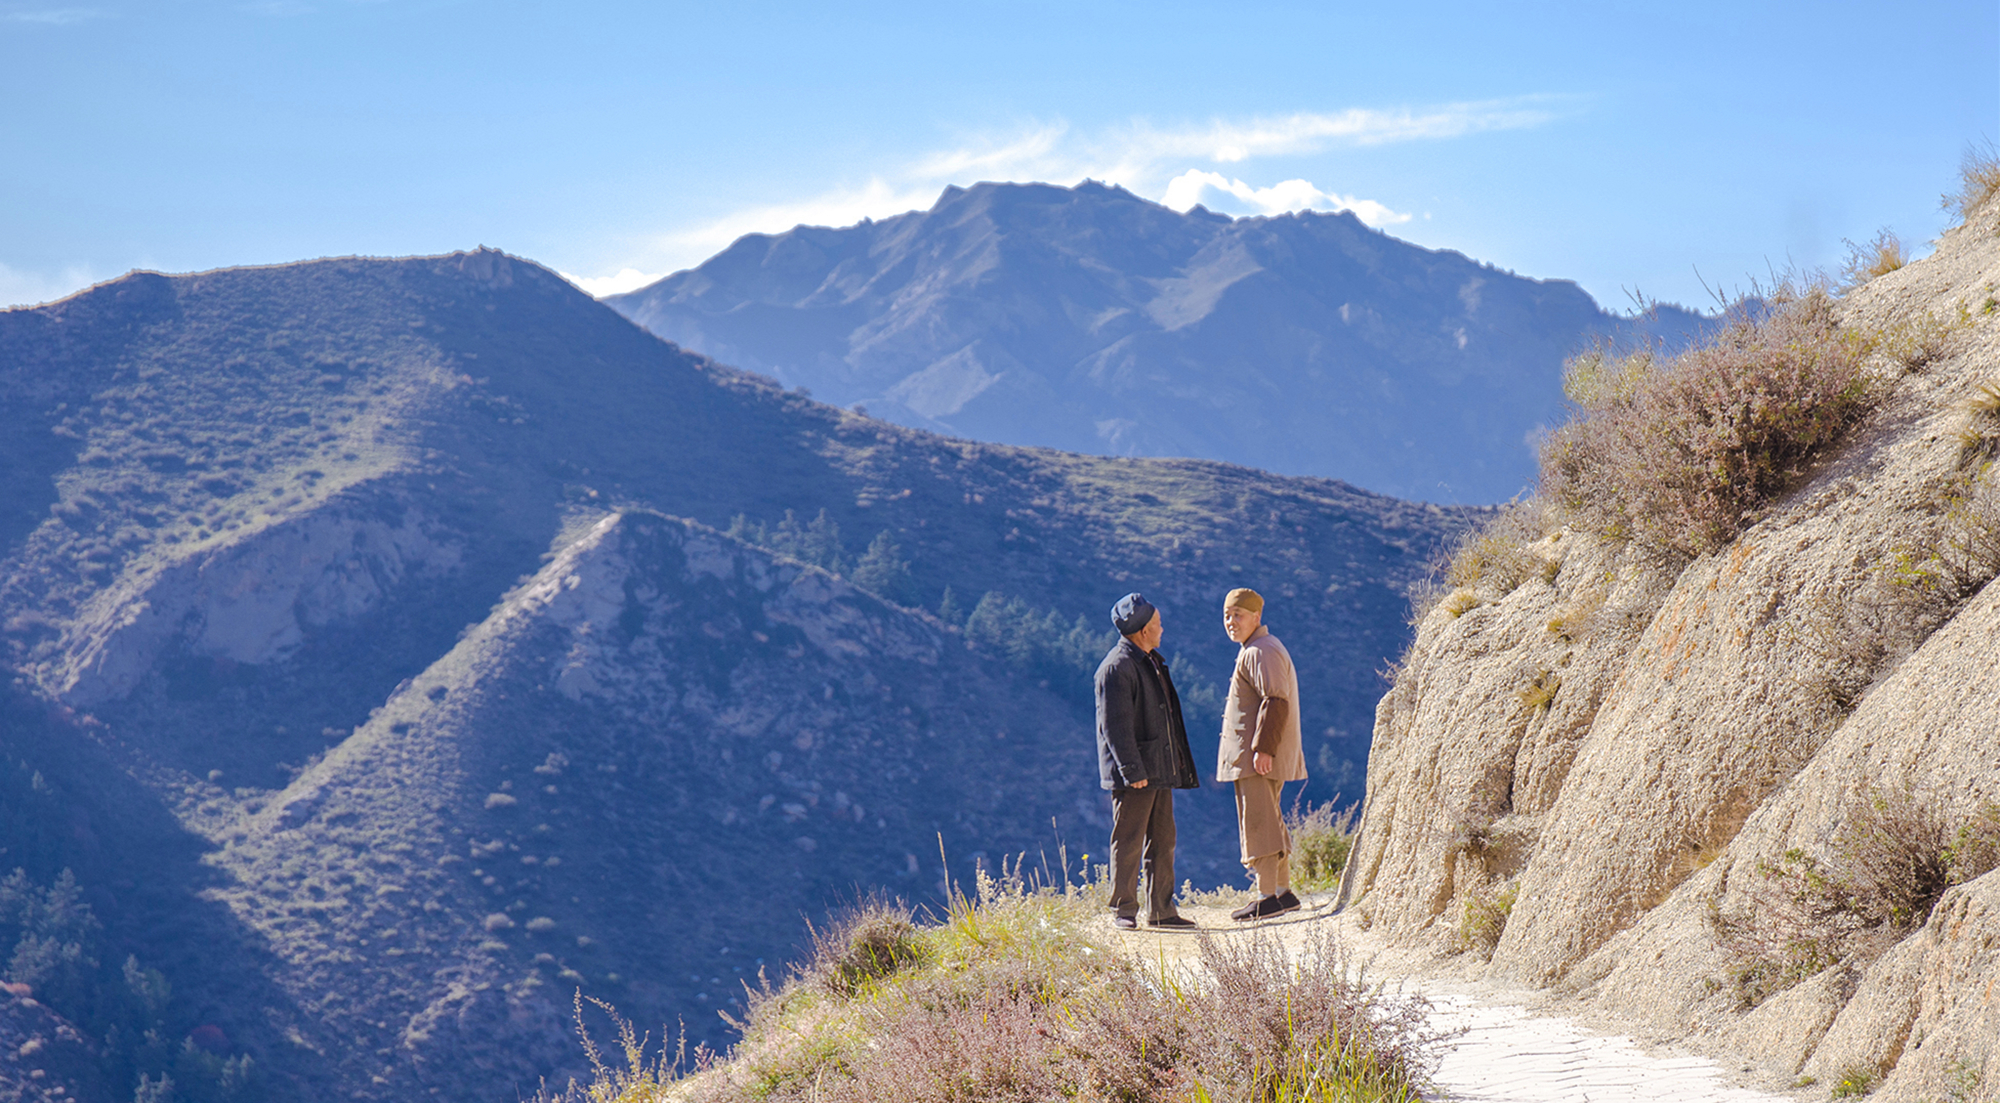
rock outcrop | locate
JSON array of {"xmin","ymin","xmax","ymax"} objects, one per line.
[{"xmin": 1345, "ymin": 195, "xmax": 2000, "ymax": 1100}]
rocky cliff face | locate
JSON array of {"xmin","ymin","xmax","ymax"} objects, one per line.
[{"xmin": 1344, "ymin": 195, "xmax": 2000, "ymax": 1100}]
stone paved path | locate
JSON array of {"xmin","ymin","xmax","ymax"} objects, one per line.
[
  {"xmin": 1108, "ymin": 897, "xmax": 1799, "ymax": 1103},
  {"xmin": 1420, "ymin": 988, "xmax": 1792, "ymax": 1103}
]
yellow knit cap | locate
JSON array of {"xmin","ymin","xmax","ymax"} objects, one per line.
[{"xmin": 1224, "ymin": 587, "xmax": 1264, "ymax": 613}]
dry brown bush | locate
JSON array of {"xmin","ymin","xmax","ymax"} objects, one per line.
[
  {"xmin": 1840, "ymin": 228, "xmax": 1907, "ymax": 291},
  {"xmin": 1715, "ymin": 788, "xmax": 1986, "ymax": 1008},
  {"xmin": 1541, "ymin": 289, "xmax": 1885, "ymax": 562},
  {"xmin": 544, "ymin": 867, "xmax": 1448, "ymax": 1103},
  {"xmin": 1944, "ymin": 141, "xmax": 2000, "ymax": 223}
]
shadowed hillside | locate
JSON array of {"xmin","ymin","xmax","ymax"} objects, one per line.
[
  {"xmin": 0, "ymin": 250, "xmax": 1477, "ymax": 1101},
  {"xmin": 608, "ymin": 181, "xmax": 1714, "ymax": 502}
]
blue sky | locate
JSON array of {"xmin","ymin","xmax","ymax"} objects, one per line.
[{"xmin": 3, "ymin": 1, "xmax": 1995, "ymax": 311}]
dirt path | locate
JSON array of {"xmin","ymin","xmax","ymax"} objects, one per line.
[{"xmin": 1105, "ymin": 894, "xmax": 1802, "ymax": 1103}]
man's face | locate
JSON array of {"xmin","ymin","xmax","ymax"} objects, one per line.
[
  {"xmin": 1223, "ymin": 604, "xmax": 1261, "ymax": 643},
  {"xmin": 1126, "ymin": 609, "xmax": 1164, "ymax": 652}
]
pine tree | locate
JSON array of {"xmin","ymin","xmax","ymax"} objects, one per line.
[{"xmin": 851, "ymin": 531, "xmax": 912, "ymax": 602}]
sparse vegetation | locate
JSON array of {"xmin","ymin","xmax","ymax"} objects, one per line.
[
  {"xmin": 1287, "ymin": 800, "xmax": 1360, "ymax": 892},
  {"xmin": 1943, "ymin": 140, "xmax": 2000, "ymax": 223},
  {"xmin": 1840, "ymin": 229, "xmax": 1907, "ymax": 292},
  {"xmin": 1515, "ymin": 668, "xmax": 1560, "ymax": 712},
  {"xmin": 1452, "ymin": 881, "xmax": 1518, "ymax": 958},
  {"xmin": 544, "ymin": 863, "xmax": 1448, "ymax": 1103},
  {"xmin": 1715, "ymin": 788, "xmax": 2000, "ymax": 1008},
  {"xmin": 1830, "ymin": 1064, "xmax": 1879, "ymax": 1099},
  {"xmin": 1441, "ymin": 502, "xmax": 1551, "ymax": 600},
  {"xmin": 1542, "ymin": 287, "xmax": 1886, "ymax": 561}
]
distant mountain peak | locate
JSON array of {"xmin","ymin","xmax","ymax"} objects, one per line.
[{"xmin": 608, "ymin": 180, "xmax": 1712, "ymax": 502}]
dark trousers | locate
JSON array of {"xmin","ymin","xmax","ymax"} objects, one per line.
[{"xmin": 1108, "ymin": 787, "xmax": 1178, "ymax": 921}]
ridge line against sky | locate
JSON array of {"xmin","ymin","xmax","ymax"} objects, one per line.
[
  {"xmin": 1, "ymin": 1, "xmax": 1994, "ymax": 313},
  {"xmin": 563, "ymin": 97, "xmax": 1569, "ymax": 297}
]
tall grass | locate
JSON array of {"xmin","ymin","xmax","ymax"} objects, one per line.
[{"xmin": 540, "ymin": 859, "xmax": 1446, "ymax": 1103}]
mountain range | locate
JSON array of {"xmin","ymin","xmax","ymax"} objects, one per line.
[
  {"xmin": 608, "ymin": 181, "xmax": 1715, "ymax": 503},
  {"xmin": 0, "ymin": 249, "xmax": 1476, "ymax": 1102}
]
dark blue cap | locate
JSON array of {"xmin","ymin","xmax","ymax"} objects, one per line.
[{"xmin": 1111, "ymin": 593, "xmax": 1157, "ymax": 636}]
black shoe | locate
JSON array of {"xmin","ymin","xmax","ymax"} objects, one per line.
[
  {"xmin": 1232, "ymin": 893, "xmax": 1301, "ymax": 921},
  {"xmin": 1148, "ymin": 915, "xmax": 1198, "ymax": 930},
  {"xmin": 1114, "ymin": 915, "xmax": 1139, "ymax": 930}
]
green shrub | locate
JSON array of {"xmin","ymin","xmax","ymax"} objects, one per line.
[
  {"xmin": 1830, "ymin": 1064, "xmax": 1879, "ymax": 1098},
  {"xmin": 1542, "ymin": 289, "xmax": 1884, "ymax": 561},
  {"xmin": 1286, "ymin": 801, "xmax": 1359, "ymax": 891},
  {"xmin": 1453, "ymin": 882, "xmax": 1518, "ymax": 958},
  {"xmin": 804, "ymin": 901, "xmax": 924, "ymax": 998}
]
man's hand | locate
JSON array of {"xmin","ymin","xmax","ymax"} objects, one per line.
[
  {"xmin": 1131, "ymin": 778, "xmax": 1149, "ymax": 789},
  {"xmin": 1253, "ymin": 752, "xmax": 1273, "ymax": 776}
]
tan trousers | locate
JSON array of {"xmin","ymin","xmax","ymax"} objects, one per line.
[
  {"xmin": 1108, "ymin": 787, "xmax": 1179, "ymax": 921},
  {"xmin": 1233, "ymin": 776, "xmax": 1292, "ymax": 896}
]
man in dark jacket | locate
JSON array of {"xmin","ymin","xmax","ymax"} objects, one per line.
[{"xmin": 1094, "ymin": 593, "xmax": 1200, "ymax": 930}]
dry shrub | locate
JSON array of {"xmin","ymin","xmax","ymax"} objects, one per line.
[
  {"xmin": 803, "ymin": 898, "xmax": 923, "ymax": 997},
  {"xmin": 1795, "ymin": 462, "xmax": 2000, "ymax": 719},
  {"xmin": 1286, "ymin": 801, "xmax": 1359, "ymax": 892},
  {"xmin": 1837, "ymin": 788, "xmax": 1955, "ymax": 929},
  {"xmin": 1944, "ymin": 140, "xmax": 2000, "ymax": 223},
  {"xmin": 1840, "ymin": 228, "xmax": 1907, "ymax": 291},
  {"xmin": 1879, "ymin": 463, "xmax": 2000, "ymax": 623},
  {"xmin": 1452, "ymin": 882, "xmax": 1518, "ymax": 959},
  {"xmin": 1443, "ymin": 500, "xmax": 1552, "ymax": 597},
  {"xmin": 1943, "ymin": 800, "xmax": 2000, "ymax": 885},
  {"xmin": 1407, "ymin": 501, "xmax": 1551, "ymax": 625},
  {"xmin": 1715, "ymin": 788, "xmax": 1988, "ymax": 1008},
  {"xmin": 1956, "ymin": 380, "xmax": 2000, "ymax": 470},
  {"xmin": 1542, "ymin": 289, "xmax": 1885, "ymax": 561},
  {"xmin": 545, "ymin": 865, "xmax": 1449, "ymax": 1103},
  {"xmin": 1180, "ymin": 929, "xmax": 1448, "ymax": 1103},
  {"xmin": 1514, "ymin": 668, "xmax": 1559, "ymax": 712}
]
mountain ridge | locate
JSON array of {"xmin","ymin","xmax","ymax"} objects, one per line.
[
  {"xmin": 0, "ymin": 247, "xmax": 1477, "ymax": 1102},
  {"xmin": 608, "ymin": 180, "xmax": 1715, "ymax": 502}
]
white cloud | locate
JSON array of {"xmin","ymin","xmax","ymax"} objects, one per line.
[
  {"xmin": 0, "ymin": 261, "xmax": 97, "ymax": 309},
  {"xmin": 655, "ymin": 177, "xmax": 944, "ymax": 271},
  {"xmin": 558, "ymin": 267, "xmax": 668, "ymax": 297},
  {"xmin": 1159, "ymin": 170, "xmax": 1411, "ymax": 226},
  {"xmin": 566, "ymin": 97, "xmax": 1559, "ymax": 286},
  {"xmin": 3, "ymin": 8, "xmax": 104, "ymax": 23}
]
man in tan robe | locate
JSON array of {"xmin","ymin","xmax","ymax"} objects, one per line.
[{"xmin": 1217, "ymin": 587, "xmax": 1306, "ymax": 920}]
